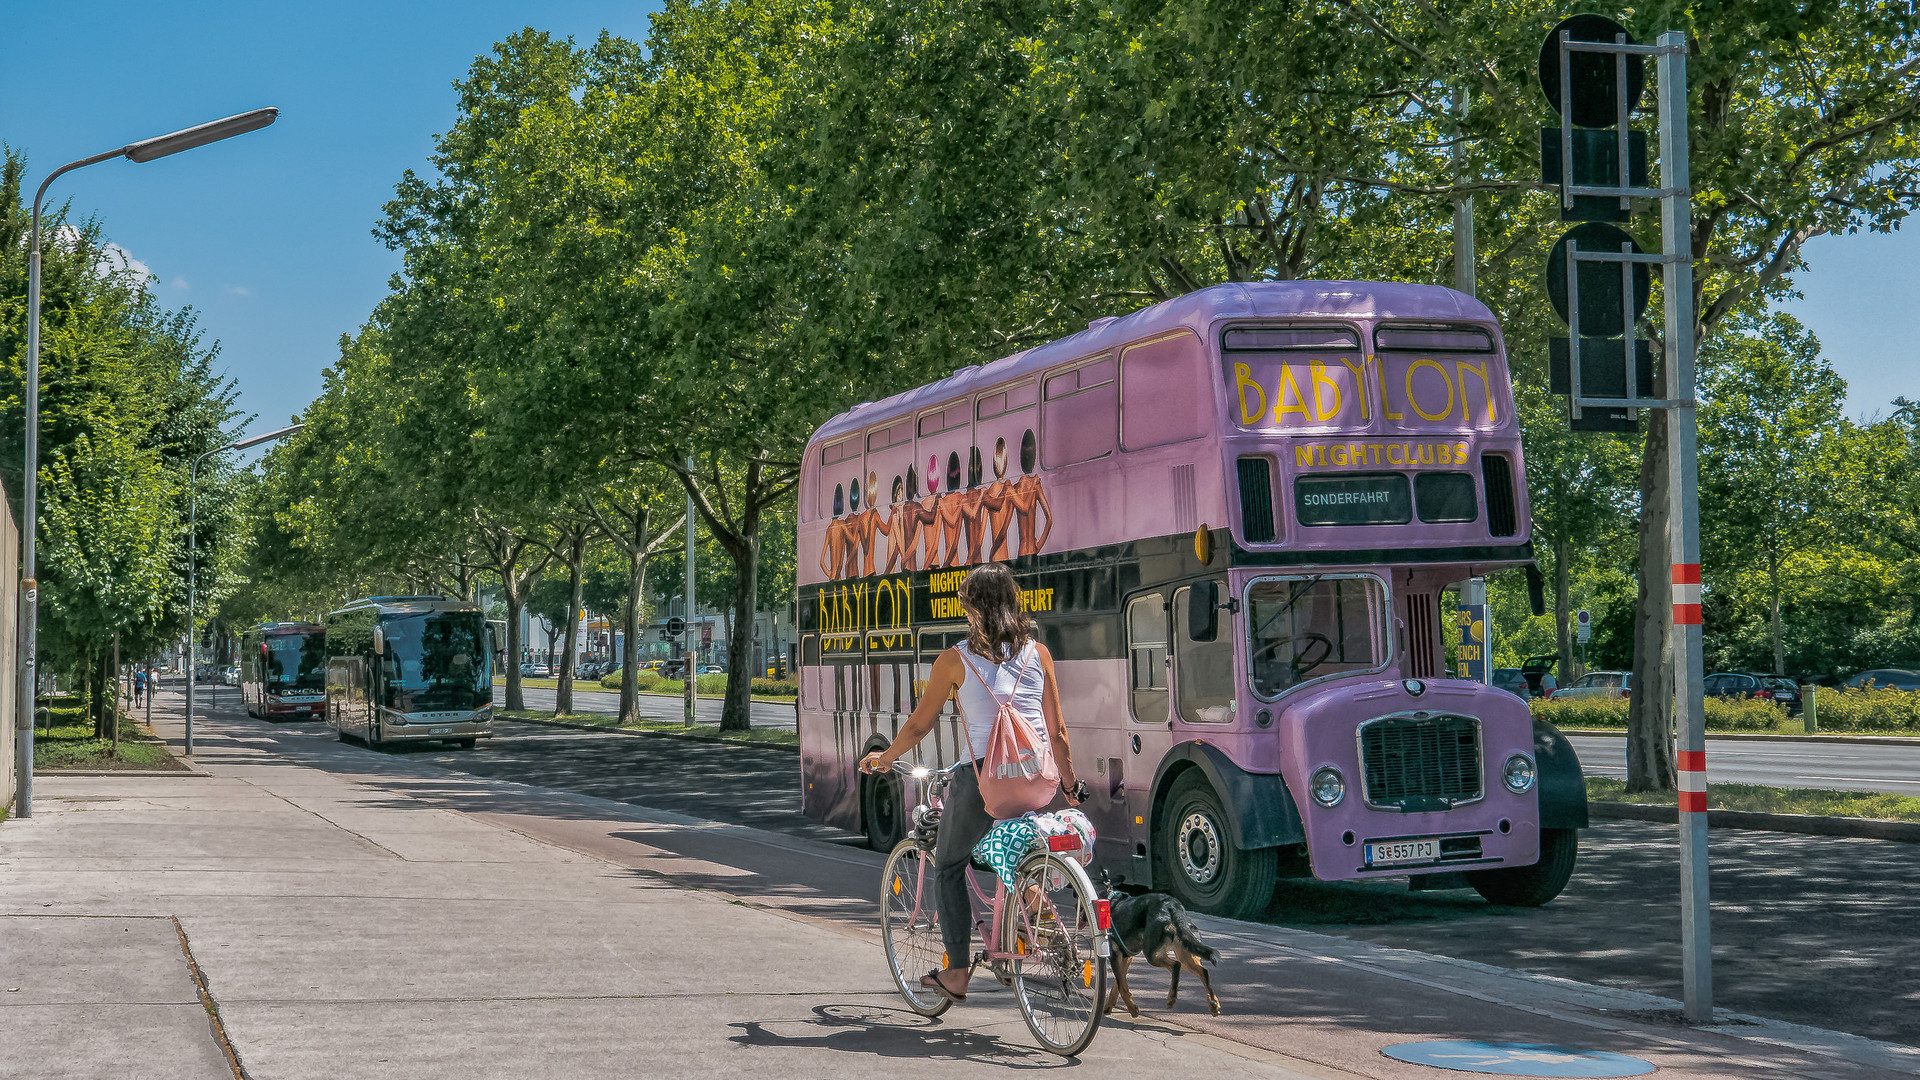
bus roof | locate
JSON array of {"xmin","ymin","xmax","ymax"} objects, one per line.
[
  {"xmin": 327, "ymin": 596, "xmax": 481, "ymax": 619},
  {"xmin": 246, "ymin": 622, "xmax": 324, "ymax": 634},
  {"xmin": 810, "ymin": 280, "xmax": 1495, "ymax": 445}
]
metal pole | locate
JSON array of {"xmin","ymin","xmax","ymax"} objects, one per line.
[
  {"xmin": 1452, "ymin": 86, "xmax": 1475, "ymax": 297},
  {"xmin": 1656, "ymin": 30, "xmax": 1712, "ymax": 1024},
  {"xmin": 684, "ymin": 456, "xmax": 697, "ymax": 727},
  {"xmin": 186, "ymin": 447, "xmax": 217, "ymax": 756}
]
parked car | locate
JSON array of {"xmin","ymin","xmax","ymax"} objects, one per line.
[
  {"xmin": 1551, "ymin": 670, "xmax": 1631, "ymax": 701},
  {"xmin": 1492, "ymin": 667, "xmax": 1556, "ymax": 699},
  {"xmin": 1705, "ymin": 672, "xmax": 1801, "ymax": 714},
  {"xmin": 1842, "ymin": 668, "xmax": 1920, "ymax": 691},
  {"xmin": 221, "ymin": 666, "xmax": 240, "ymax": 686},
  {"xmin": 660, "ymin": 659, "xmax": 688, "ymax": 680}
]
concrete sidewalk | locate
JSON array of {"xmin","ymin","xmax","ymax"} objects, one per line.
[{"xmin": 2, "ymin": 694, "xmax": 1915, "ymax": 1080}]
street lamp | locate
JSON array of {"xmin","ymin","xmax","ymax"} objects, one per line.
[
  {"xmin": 14, "ymin": 108, "xmax": 277, "ymax": 818},
  {"xmin": 185, "ymin": 423, "xmax": 303, "ymax": 755}
]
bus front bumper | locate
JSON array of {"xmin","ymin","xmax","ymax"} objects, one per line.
[{"xmin": 377, "ymin": 711, "xmax": 493, "ymax": 743}]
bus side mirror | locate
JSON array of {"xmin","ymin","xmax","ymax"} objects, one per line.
[
  {"xmin": 371, "ymin": 626, "xmax": 385, "ymax": 655},
  {"xmin": 1526, "ymin": 564, "xmax": 1546, "ymax": 618},
  {"xmin": 1189, "ymin": 581, "xmax": 1219, "ymax": 643}
]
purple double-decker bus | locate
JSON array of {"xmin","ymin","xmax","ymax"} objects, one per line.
[{"xmin": 796, "ymin": 281, "xmax": 1587, "ymax": 917}]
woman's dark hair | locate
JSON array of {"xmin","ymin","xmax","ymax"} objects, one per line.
[
  {"xmin": 907, "ymin": 465, "xmax": 919, "ymax": 498},
  {"xmin": 967, "ymin": 446, "xmax": 983, "ymax": 488},
  {"xmin": 946, "ymin": 452, "xmax": 962, "ymax": 492},
  {"xmin": 1020, "ymin": 429, "xmax": 1038, "ymax": 474},
  {"xmin": 959, "ymin": 563, "xmax": 1033, "ymax": 661},
  {"xmin": 833, "ymin": 483, "xmax": 845, "ymax": 516}
]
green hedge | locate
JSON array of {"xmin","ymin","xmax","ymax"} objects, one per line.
[
  {"xmin": 1528, "ymin": 694, "xmax": 1782, "ymax": 732},
  {"xmin": 1807, "ymin": 686, "xmax": 1920, "ymax": 731},
  {"xmin": 590, "ymin": 670, "xmax": 733, "ymax": 695},
  {"xmin": 751, "ymin": 678, "xmax": 797, "ymax": 695}
]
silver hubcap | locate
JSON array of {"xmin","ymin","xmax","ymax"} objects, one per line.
[{"xmin": 1178, "ymin": 811, "xmax": 1222, "ymax": 885}]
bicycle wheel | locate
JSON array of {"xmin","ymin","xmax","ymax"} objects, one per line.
[
  {"xmin": 1004, "ymin": 851, "xmax": 1106, "ymax": 1056},
  {"xmin": 879, "ymin": 838, "xmax": 952, "ymax": 1017}
]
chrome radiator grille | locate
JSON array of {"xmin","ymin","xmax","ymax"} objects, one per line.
[{"xmin": 1360, "ymin": 714, "xmax": 1481, "ymax": 809}]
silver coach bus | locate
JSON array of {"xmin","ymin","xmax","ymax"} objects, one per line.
[{"xmin": 325, "ymin": 595, "xmax": 494, "ymax": 749}]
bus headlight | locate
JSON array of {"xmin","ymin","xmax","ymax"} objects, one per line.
[
  {"xmin": 1502, "ymin": 754, "xmax": 1537, "ymax": 794},
  {"xmin": 1310, "ymin": 766, "xmax": 1345, "ymax": 808}
]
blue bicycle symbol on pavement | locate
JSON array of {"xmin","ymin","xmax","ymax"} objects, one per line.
[{"xmin": 1382, "ymin": 1040, "xmax": 1655, "ymax": 1077}]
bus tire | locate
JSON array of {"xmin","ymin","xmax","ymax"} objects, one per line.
[
  {"xmin": 862, "ymin": 771, "xmax": 906, "ymax": 852},
  {"xmin": 457, "ymin": 738, "xmax": 477, "ymax": 750},
  {"xmin": 1159, "ymin": 772, "xmax": 1278, "ymax": 919},
  {"xmin": 1466, "ymin": 827, "xmax": 1578, "ymax": 907}
]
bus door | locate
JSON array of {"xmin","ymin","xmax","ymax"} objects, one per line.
[
  {"xmin": 1120, "ymin": 590, "xmax": 1174, "ymax": 881},
  {"xmin": 1171, "ymin": 583, "xmax": 1237, "ymax": 727}
]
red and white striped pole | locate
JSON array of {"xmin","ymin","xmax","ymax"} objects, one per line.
[{"xmin": 1658, "ymin": 31, "xmax": 1712, "ymax": 1024}]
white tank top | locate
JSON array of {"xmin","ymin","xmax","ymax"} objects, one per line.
[{"xmin": 953, "ymin": 640, "xmax": 1047, "ymax": 761}]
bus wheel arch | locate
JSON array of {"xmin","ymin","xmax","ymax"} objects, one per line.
[
  {"xmin": 859, "ymin": 736, "xmax": 905, "ymax": 852},
  {"xmin": 1148, "ymin": 744, "xmax": 1297, "ymax": 919}
]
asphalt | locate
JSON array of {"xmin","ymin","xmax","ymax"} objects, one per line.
[
  {"xmin": 492, "ymin": 683, "xmax": 799, "ymax": 730},
  {"xmin": 7, "ymin": 692, "xmax": 1916, "ymax": 1079},
  {"xmin": 1569, "ymin": 733, "xmax": 1920, "ymax": 795}
]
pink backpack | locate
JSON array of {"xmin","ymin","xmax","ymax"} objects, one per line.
[{"xmin": 958, "ymin": 646, "xmax": 1060, "ymax": 819}]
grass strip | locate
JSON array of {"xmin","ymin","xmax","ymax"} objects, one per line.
[
  {"xmin": 33, "ymin": 710, "xmax": 185, "ymax": 771},
  {"xmin": 493, "ymin": 677, "xmax": 795, "ymax": 704},
  {"xmin": 499, "ymin": 709, "xmax": 798, "ymax": 748},
  {"xmin": 1588, "ymin": 776, "xmax": 1920, "ymax": 822}
]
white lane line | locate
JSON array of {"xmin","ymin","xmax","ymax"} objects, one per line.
[{"xmin": 1799, "ymin": 775, "xmax": 1920, "ymax": 786}]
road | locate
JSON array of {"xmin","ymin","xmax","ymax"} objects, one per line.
[
  {"xmin": 491, "ymin": 683, "xmax": 799, "ymax": 729},
  {"xmin": 246, "ymin": 712, "xmax": 1920, "ymax": 1045},
  {"xmin": 1569, "ymin": 733, "xmax": 1920, "ymax": 794}
]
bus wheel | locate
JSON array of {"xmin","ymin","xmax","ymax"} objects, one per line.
[
  {"xmin": 1159, "ymin": 772, "xmax": 1277, "ymax": 919},
  {"xmin": 862, "ymin": 770, "xmax": 905, "ymax": 852},
  {"xmin": 457, "ymin": 738, "xmax": 477, "ymax": 750},
  {"xmin": 1466, "ymin": 828, "xmax": 1578, "ymax": 907}
]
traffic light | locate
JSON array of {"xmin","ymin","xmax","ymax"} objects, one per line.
[{"xmin": 1538, "ymin": 15, "xmax": 1658, "ymax": 432}]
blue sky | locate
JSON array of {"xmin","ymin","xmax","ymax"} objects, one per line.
[{"xmin": 3, "ymin": 2, "xmax": 1916, "ymax": 441}]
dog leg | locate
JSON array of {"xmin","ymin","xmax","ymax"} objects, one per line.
[
  {"xmin": 1113, "ymin": 953, "xmax": 1141, "ymax": 1018},
  {"xmin": 1166, "ymin": 962, "xmax": 1180, "ymax": 1008},
  {"xmin": 1181, "ymin": 953, "xmax": 1221, "ymax": 1016}
]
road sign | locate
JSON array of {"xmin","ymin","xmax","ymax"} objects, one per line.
[
  {"xmin": 665, "ymin": 616, "xmax": 686, "ymax": 638},
  {"xmin": 1547, "ymin": 223, "xmax": 1650, "ymax": 336},
  {"xmin": 1577, "ymin": 609, "xmax": 1592, "ymax": 644},
  {"xmin": 1537, "ymin": 15, "xmax": 1646, "ymax": 128},
  {"xmin": 1454, "ymin": 604, "xmax": 1488, "ymax": 683},
  {"xmin": 700, "ymin": 622, "xmax": 713, "ymax": 646}
]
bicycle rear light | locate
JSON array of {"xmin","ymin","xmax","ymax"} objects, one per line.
[
  {"xmin": 1095, "ymin": 899, "xmax": 1112, "ymax": 931},
  {"xmin": 1046, "ymin": 834, "xmax": 1081, "ymax": 852}
]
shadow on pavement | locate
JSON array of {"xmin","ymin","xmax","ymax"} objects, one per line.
[{"xmin": 728, "ymin": 1003, "xmax": 1066, "ymax": 1068}]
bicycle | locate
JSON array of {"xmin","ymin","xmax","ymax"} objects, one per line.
[{"xmin": 874, "ymin": 759, "xmax": 1109, "ymax": 1057}]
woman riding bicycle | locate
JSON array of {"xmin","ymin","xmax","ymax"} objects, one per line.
[{"xmin": 861, "ymin": 562, "xmax": 1082, "ymax": 1004}]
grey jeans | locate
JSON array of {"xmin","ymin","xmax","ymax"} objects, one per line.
[{"xmin": 934, "ymin": 760, "xmax": 993, "ymax": 971}]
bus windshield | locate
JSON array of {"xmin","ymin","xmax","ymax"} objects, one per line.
[
  {"xmin": 381, "ymin": 612, "xmax": 489, "ymax": 712},
  {"xmin": 1245, "ymin": 576, "xmax": 1387, "ymax": 698},
  {"xmin": 263, "ymin": 635, "xmax": 325, "ymax": 690}
]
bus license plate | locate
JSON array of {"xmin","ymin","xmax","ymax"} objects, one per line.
[
  {"xmin": 1365, "ymin": 840, "xmax": 1439, "ymax": 865},
  {"xmin": 430, "ymin": 727, "xmax": 451, "ymax": 735}
]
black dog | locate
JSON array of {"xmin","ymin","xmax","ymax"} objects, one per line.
[{"xmin": 1100, "ymin": 883, "xmax": 1220, "ymax": 1017}]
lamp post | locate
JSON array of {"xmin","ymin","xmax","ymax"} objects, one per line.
[
  {"xmin": 14, "ymin": 108, "xmax": 277, "ymax": 818},
  {"xmin": 185, "ymin": 423, "xmax": 303, "ymax": 755}
]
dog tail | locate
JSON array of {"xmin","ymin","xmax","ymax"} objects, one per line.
[{"xmin": 1175, "ymin": 911, "xmax": 1218, "ymax": 965}]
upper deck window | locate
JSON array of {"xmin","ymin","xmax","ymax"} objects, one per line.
[
  {"xmin": 1120, "ymin": 330, "xmax": 1209, "ymax": 451},
  {"xmin": 866, "ymin": 420, "xmax": 911, "ymax": 452},
  {"xmin": 917, "ymin": 401, "xmax": 970, "ymax": 438},
  {"xmin": 976, "ymin": 380, "xmax": 1037, "ymax": 420},
  {"xmin": 1041, "ymin": 355, "xmax": 1118, "ymax": 468},
  {"xmin": 1224, "ymin": 327, "xmax": 1361, "ymax": 351},
  {"xmin": 1373, "ymin": 323, "xmax": 1495, "ymax": 352},
  {"xmin": 1222, "ymin": 323, "xmax": 1367, "ymax": 430}
]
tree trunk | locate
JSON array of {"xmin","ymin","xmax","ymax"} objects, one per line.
[
  {"xmin": 1553, "ymin": 534, "xmax": 1573, "ymax": 679},
  {"xmin": 556, "ymin": 528, "xmax": 587, "ymax": 715},
  {"xmin": 112, "ymin": 633, "xmax": 121, "ymax": 751},
  {"xmin": 621, "ymin": 541, "xmax": 649, "ymax": 725},
  {"xmin": 1769, "ymin": 548, "xmax": 1785, "ymax": 675},
  {"xmin": 721, "ymin": 530, "xmax": 759, "ymax": 732},
  {"xmin": 1627, "ymin": 418, "xmax": 1677, "ymax": 793},
  {"xmin": 502, "ymin": 591, "xmax": 526, "ymax": 711}
]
